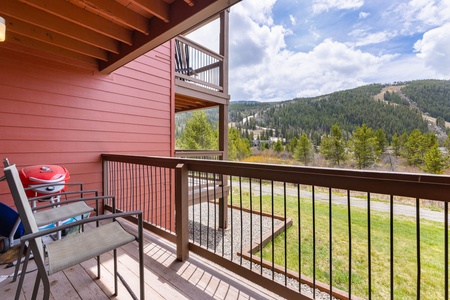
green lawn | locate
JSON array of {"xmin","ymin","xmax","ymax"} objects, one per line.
[{"xmin": 233, "ymin": 189, "xmax": 447, "ymax": 299}]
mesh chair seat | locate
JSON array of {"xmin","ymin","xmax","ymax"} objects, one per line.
[
  {"xmin": 47, "ymin": 221, "xmax": 134, "ymax": 274},
  {"xmin": 34, "ymin": 201, "xmax": 93, "ymax": 227}
]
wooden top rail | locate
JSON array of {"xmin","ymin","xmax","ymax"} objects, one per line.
[
  {"xmin": 175, "ymin": 150, "xmax": 224, "ymax": 158},
  {"xmin": 175, "ymin": 36, "xmax": 224, "ymax": 62},
  {"xmin": 102, "ymin": 154, "xmax": 450, "ymax": 202}
]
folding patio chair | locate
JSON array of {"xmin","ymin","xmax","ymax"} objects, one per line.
[
  {"xmin": 1, "ymin": 163, "xmax": 99, "ymax": 283},
  {"xmin": 4, "ymin": 164, "xmax": 144, "ymax": 300}
]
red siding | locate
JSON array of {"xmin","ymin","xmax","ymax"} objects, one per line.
[{"xmin": 0, "ymin": 43, "xmax": 174, "ymax": 207}]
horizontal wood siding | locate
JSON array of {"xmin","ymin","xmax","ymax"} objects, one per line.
[{"xmin": 0, "ymin": 43, "xmax": 173, "ymax": 208}]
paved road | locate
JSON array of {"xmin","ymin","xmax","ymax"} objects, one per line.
[{"xmin": 232, "ymin": 180, "xmax": 447, "ymax": 223}]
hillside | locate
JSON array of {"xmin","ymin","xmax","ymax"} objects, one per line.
[{"xmin": 230, "ymin": 80, "xmax": 450, "ymax": 143}]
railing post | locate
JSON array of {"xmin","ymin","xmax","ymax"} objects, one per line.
[
  {"xmin": 219, "ymin": 103, "xmax": 229, "ymax": 229},
  {"xmin": 175, "ymin": 163, "xmax": 189, "ymax": 261},
  {"xmin": 102, "ymin": 158, "xmax": 108, "ymax": 196}
]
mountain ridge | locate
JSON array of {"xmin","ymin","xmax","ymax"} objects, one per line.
[{"xmin": 229, "ymin": 80, "xmax": 450, "ymax": 143}]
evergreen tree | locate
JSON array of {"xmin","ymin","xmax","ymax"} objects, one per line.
[
  {"xmin": 404, "ymin": 130, "xmax": 428, "ymax": 166},
  {"xmin": 351, "ymin": 124, "xmax": 377, "ymax": 169},
  {"xmin": 444, "ymin": 135, "xmax": 450, "ymax": 152},
  {"xmin": 273, "ymin": 140, "xmax": 283, "ymax": 153},
  {"xmin": 436, "ymin": 117, "xmax": 446, "ymax": 130},
  {"xmin": 286, "ymin": 137, "xmax": 298, "ymax": 153},
  {"xmin": 228, "ymin": 127, "xmax": 251, "ymax": 161},
  {"xmin": 391, "ymin": 133, "xmax": 401, "ymax": 157},
  {"xmin": 320, "ymin": 124, "xmax": 347, "ymax": 165},
  {"xmin": 374, "ymin": 128, "xmax": 388, "ymax": 155},
  {"xmin": 177, "ymin": 110, "xmax": 217, "ymax": 150},
  {"xmin": 423, "ymin": 144, "xmax": 447, "ymax": 174},
  {"xmin": 294, "ymin": 134, "xmax": 313, "ymax": 165}
]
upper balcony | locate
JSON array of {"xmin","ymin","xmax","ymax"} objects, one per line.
[{"xmin": 174, "ymin": 12, "xmax": 229, "ymax": 113}]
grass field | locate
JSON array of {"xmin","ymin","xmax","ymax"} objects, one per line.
[{"xmin": 234, "ymin": 189, "xmax": 447, "ymax": 299}]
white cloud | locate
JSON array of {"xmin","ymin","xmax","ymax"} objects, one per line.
[
  {"xmin": 414, "ymin": 23, "xmax": 450, "ymax": 76},
  {"xmin": 229, "ymin": 1, "xmax": 287, "ymax": 69},
  {"xmin": 359, "ymin": 11, "xmax": 369, "ymax": 19},
  {"xmin": 232, "ymin": 0, "xmax": 277, "ymax": 25},
  {"xmin": 393, "ymin": 0, "xmax": 450, "ymax": 34},
  {"xmin": 230, "ymin": 35, "xmax": 393, "ymax": 101},
  {"xmin": 289, "ymin": 15, "xmax": 296, "ymax": 26},
  {"xmin": 349, "ymin": 29, "xmax": 397, "ymax": 46},
  {"xmin": 222, "ymin": 0, "xmax": 450, "ymax": 102},
  {"xmin": 312, "ymin": 0, "xmax": 364, "ymax": 14}
]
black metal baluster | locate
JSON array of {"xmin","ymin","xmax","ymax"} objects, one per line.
[
  {"xmin": 125, "ymin": 162, "xmax": 129, "ymax": 211},
  {"xmin": 284, "ymin": 182, "xmax": 287, "ymax": 286},
  {"xmin": 159, "ymin": 167, "xmax": 163, "ymax": 228},
  {"xmin": 169, "ymin": 168, "xmax": 173, "ymax": 232},
  {"xmin": 271, "ymin": 180, "xmax": 275, "ymax": 280},
  {"xmin": 230, "ymin": 176, "xmax": 233, "ymax": 261},
  {"xmin": 416, "ymin": 198, "xmax": 421, "ymax": 300},
  {"xmin": 240, "ymin": 176, "xmax": 243, "ymax": 265},
  {"xmin": 140, "ymin": 165, "xmax": 143, "ymax": 213},
  {"xmin": 221, "ymin": 174, "xmax": 225, "ymax": 257},
  {"xmin": 206, "ymin": 172, "xmax": 210, "ymax": 249},
  {"xmin": 150, "ymin": 166, "xmax": 154, "ymax": 224},
  {"xmin": 390, "ymin": 195, "xmax": 394, "ymax": 300},
  {"xmin": 129, "ymin": 164, "xmax": 133, "ymax": 212},
  {"xmin": 298, "ymin": 184, "xmax": 302, "ymax": 293},
  {"xmin": 214, "ymin": 173, "xmax": 217, "ymax": 254},
  {"xmin": 133, "ymin": 164, "xmax": 137, "ymax": 212},
  {"xmin": 313, "ymin": 185, "xmax": 316, "ymax": 299},
  {"xmin": 260, "ymin": 179, "xmax": 263, "ymax": 276},
  {"xmin": 446, "ymin": 201, "xmax": 448, "ymax": 300},
  {"xmin": 199, "ymin": 171, "xmax": 202, "ymax": 246},
  {"xmin": 146, "ymin": 165, "xmax": 151, "ymax": 226},
  {"xmin": 329, "ymin": 187, "xmax": 333, "ymax": 297},
  {"xmin": 348, "ymin": 190, "xmax": 352, "ymax": 300},
  {"xmin": 368, "ymin": 193, "xmax": 372, "ymax": 300},
  {"xmin": 191, "ymin": 171, "xmax": 195, "ymax": 241},
  {"xmin": 250, "ymin": 178, "xmax": 253, "ymax": 270},
  {"xmin": 164, "ymin": 168, "xmax": 168, "ymax": 230}
]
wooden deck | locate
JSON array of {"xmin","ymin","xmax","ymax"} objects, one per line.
[{"xmin": 0, "ymin": 219, "xmax": 281, "ymax": 300}]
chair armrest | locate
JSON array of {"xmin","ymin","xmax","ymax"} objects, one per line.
[
  {"xmin": 29, "ymin": 189, "xmax": 99, "ymax": 202},
  {"xmin": 20, "ymin": 211, "xmax": 142, "ymax": 242},
  {"xmin": 31, "ymin": 195, "xmax": 115, "ymax": 213}
]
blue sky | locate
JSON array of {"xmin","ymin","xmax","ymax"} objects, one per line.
[{"xmin": 188, "ymin": 0, "xmax": 450, "ymax": 102}]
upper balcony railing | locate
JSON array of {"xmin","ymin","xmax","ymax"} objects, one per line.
[
  {"xmin": 174, "ymin": 36, "xmax": 225, "ymax": 95},
  {"xmin": 102, "ymin": 154, "xmax": 450, "ymax": 300}
]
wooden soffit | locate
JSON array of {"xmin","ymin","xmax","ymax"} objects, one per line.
[{"xmin": 0, "ymin": 0, "xmax": 240, "ymax": 73}]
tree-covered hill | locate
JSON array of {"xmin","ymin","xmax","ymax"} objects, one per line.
[
  {"xmin": 401, "ymin": 80, "xmax": 450, "ymax": 121},
  {"xmin": 231, "ymin": 83, "xmax": 431, "ymax": 142}
]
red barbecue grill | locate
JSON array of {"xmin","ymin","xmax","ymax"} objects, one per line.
[{"xmin": 19, "ymin": 165, "xmax": 70, "ymax": 198}]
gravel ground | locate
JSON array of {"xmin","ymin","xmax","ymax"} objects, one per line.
[{"xmin": 188, "ymin": 202, "xmax": 337, "ymax": 300}]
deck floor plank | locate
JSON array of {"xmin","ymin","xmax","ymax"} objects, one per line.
[{"xmin": 0, "ymin": 218, "xmax": 282, "ymax": 300}]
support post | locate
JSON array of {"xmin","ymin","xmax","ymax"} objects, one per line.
[
  {"xmin": 218, "ymin": 104, "xmax": 229, "ymax": 229},
  {"xmin": 175, "ymin": 163, "xmax": 189, "ymax": 261},
  {"xmin": 218, "ymin": 10, "xmax": 230, "ymax": 230}
]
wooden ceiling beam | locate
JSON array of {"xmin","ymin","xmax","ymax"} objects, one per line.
[
  {"xmin": 5, "ymin": 17, "xmax": 108, "ymax": 60},
  {"xmin": 184, "ymin": 0, "xmax": 195, "ymax": 7},
  {"xmin": 1, "ymin": 0, "xmax": 119, "ymax": 53},
  {"xmin": 5, "ymin": 32, "xmax": 98, "ymax": 65},
  {"xmin": 69, "ymin": 0, "xmax": 149, "ymax": 34},
  {"xmin": 21, "ymin": 0, "xmax": 133, "ymax": 45},
  {"xmin": 128, "ymin": 0, "xmax": 170, "ymax": 23}
]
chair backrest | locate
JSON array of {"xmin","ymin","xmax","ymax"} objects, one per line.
[{"xmin": 4, "ymin": 165, "xmax": 45, "ymax": 262}]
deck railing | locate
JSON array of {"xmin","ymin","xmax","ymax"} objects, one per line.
[
  {"xmin": 174, "ymin": 36, "xmax": 224, "ymax": 93},
  {"xmin": 102, "ymin": 154, "xmax": 450, "ymax": 300}
]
